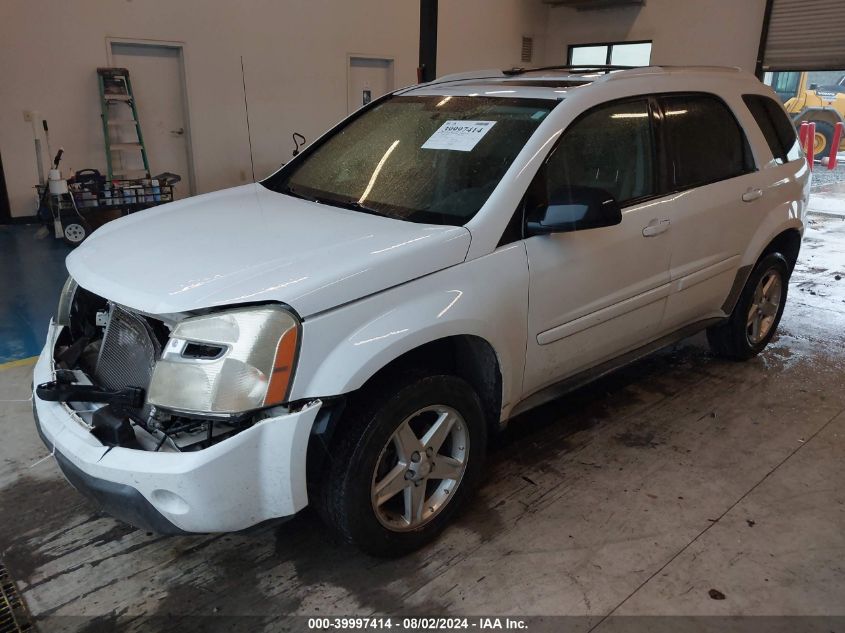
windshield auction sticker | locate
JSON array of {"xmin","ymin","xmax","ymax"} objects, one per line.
[{"xmin": 421, "ymin": 120, "xmax": 497, "ymax": 152}]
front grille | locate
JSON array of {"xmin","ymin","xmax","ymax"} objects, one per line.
[
  {"xmin": 0, "ymin": 563, "xmax": 34, "ymax": 633},
  {"xmin": 95, "ymin": 304, "xmax": 161, "ymax": 392}
]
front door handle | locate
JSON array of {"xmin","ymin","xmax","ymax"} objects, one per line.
[
  {"xmin": 642, "ymin": 218, "xmax": 670, "ymax": 237},
  {"xmin": 742, "ymin": 188, "xmax": 763, "ymax": 202}
]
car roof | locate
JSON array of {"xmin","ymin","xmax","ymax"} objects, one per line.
[{"xmin": 401, "ymin": 65, "xmax": 754, "ymax": 101}]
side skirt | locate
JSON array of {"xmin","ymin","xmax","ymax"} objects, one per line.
[{"xmin": 507, "ymin": 317, "xmax": 725, "ymax": 420}]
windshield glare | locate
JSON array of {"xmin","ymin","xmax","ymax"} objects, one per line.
[{"xmin": 263, "ymin": 95, "xmax": 555, "ymax": 226}]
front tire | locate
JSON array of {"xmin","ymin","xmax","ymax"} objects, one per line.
[
  {"xmin": 318, "ymin": 374, "xmax": 487, "ymax": 557},
  {"xmin": 707, "ymin": 253, "xmax": 789, "ymax": 360}
]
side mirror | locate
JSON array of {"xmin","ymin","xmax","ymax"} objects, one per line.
[{"xmin": 526, "ymin": 186, "xmax": 622, "ymax": 235}]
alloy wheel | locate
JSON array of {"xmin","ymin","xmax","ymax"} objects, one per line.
[
  {"xmin": 746, "ymin": 269, "xmax": 783, "ymax": 345},
  {"xmin": 370, "ymin": 405, "xmax": 469, "ymax": 532}
]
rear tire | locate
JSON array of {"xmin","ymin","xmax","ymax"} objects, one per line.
[
  {"xmin": 707, "ymin": 253, "xmax": 789, "ymax": 360},
  {"xmin": 317, "ymin": 374, "xmax": 486, "ymax": 557}
]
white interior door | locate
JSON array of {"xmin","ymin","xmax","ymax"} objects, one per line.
[
  {"xmin": 111, "ymin": 42, "xmax": 193, "ymax": 199},
  {"xmin": 347, "ymin": 57, "xmax": 394, "ymax": 114}
]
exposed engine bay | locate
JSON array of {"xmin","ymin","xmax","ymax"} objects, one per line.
[{"xmin": 37, "ymin": 283, "xmax": 266, "ymax": 453}]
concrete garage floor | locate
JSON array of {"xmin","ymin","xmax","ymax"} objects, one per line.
[{"xmin": 0, "ymin": 217, "xmax": 844, "ymax": 632}]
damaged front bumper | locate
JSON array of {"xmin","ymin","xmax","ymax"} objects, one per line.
[{"xmin": 32, "ymin": 321, "xmax": 321, "ymax": 533}]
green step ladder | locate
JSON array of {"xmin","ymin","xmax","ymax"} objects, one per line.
[{"xmin": 97, "ymin": 67, "xmax": 151, "ymax": 180}]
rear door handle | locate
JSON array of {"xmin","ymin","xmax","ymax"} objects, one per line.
[
  {"xmin": 642, "ymin": 218, "xmax": 670, "ymax": 237},
  {"xmin": 742, "ymin": 188, "xmax": 763, "ymax": 202}
]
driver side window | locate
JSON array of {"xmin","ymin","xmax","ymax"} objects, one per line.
[{"xmin": 545, "ymin": 99, "xmax": 655, "ymax": 205}]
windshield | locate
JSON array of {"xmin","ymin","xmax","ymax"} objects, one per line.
[{"xmin": 262, "ymin": 95, "xmax": 555, "ymax": 226}]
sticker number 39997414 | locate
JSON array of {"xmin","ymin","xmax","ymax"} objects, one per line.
[{"xmin": 421, "ymin": 120, "xmax": 497, "ymax": 152}]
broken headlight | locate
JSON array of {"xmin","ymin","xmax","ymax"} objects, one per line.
[{"xmin": 147, "ymin": 305, "xmax": 299, "ymax": 415}]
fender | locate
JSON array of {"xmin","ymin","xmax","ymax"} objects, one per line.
[
  {"xmin": 793, "ymin": 106, "xmax": 845, "ymax": 125},
  {"xmin": 740, "ymin": 162, "xmax": 809, "ymax": 272},
  {"xmin": 742, "ymin": 213, "xmax": 805, "ymax": 272},
  {"xmin": 721, "ymin": 162, "xmax": 808, "ymax": 314},
  {"xmin": 289, "ymin": 243, "xmax": 529, "ymax": 421}
]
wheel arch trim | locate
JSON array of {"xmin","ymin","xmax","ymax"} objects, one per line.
[{"xmin": 724, "ymin": 223, "xmax": 803, "ymax": 315}]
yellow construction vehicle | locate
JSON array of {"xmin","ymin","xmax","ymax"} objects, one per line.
[{"xmin": 768, "ymin": 71, "xmax": 845, "ymax": 157}]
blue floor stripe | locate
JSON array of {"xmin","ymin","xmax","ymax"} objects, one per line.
[{"xmin": 0, "ymin": 224, "xmax": 70, "ymax": 363}]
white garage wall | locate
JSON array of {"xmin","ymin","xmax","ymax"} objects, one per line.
[
  {"xmin": 544, "ymin": 0, "xmax": 766, "ymax": 72},
  {"xmin": 0, "ymin": 1, "xmax": 417, "ymax": 219},
  {"xmin": 437, "ymin": 0, "xmax": 549, "ymax": 75},
  {"xmin": 1, "ymin": 0, "xmax": 767, "ymax": 220}
]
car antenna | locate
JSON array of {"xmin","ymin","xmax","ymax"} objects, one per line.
[{"xmin": 240, "ymin": 55, "xmax": 256, "ymax": 182}]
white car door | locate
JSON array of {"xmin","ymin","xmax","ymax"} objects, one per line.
[
  {"xmin": 522, "ymin": 98, "xmax": 672, "ymax": 397},
  {"xmin": 655, "ymin": 93, "xmax": 773, "ymax": 331}
]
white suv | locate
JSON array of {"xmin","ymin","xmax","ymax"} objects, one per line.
[{"xmin": 33, "ymin": 66, "xmax": 810, "ymax": 555}]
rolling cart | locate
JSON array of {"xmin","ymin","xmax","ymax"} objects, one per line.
[{"xmin": 38, "ymin": 170, "xmax": 180, "ymax": 246}]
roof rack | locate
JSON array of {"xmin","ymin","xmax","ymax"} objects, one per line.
[
  {"xmin": 502, "ymin": 65, "xmax": 635, "ymax": 76},
  {"xmin": 400, "ymin": 64, "xmax": 748, "ymax": 95},
  {"xmin": 597, "ymin": 65, "xmax": 744, "ymax": 82},
  {"xmin": 396, "ymin": 69, "xmax": 507, "ymax": 93}
]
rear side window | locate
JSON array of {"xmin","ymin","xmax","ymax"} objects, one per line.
[
  {"xmin": 544, "ymin": 98, "xmax": 655, "ymax": 204},
  {"xmin": 742, "ymin": 94, "xmax": 801, "ymax": 164},
  {"xmin": 658, "ymin": 94, "xmax": 754, "ymax": 190}
]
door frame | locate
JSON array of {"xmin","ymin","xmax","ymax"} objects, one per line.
[
  {"xmin": 346, "ymin": 54, "xmax": 395, "ymax": 114},
  {"xmin": 0, "ymin": 152, "xmax": 11, "ymax": 224},
  {"xmin": 105, "ymin": 37, "xmax": 197, "ymax": 195}
]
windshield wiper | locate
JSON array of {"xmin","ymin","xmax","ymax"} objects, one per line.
[
  {"xmin": 327, "ymin": 198, "xmax": 387, "ymax": 217},
  {"xmin": 281, "ymin": 184, "xmax": 392, "ymax": 218},
  {"xmin": 280, "ymin": 185, "xmax": 317, "ymax": 203}
]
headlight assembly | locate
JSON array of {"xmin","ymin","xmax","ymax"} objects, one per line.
[{"xmin": 147, "ymin": 305, "xmax": 299, "ymax": 415}]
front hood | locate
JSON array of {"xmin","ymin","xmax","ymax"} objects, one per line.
[{"xmin": 67, "ymin": 184, "xmax": 471, "ymax": 317}]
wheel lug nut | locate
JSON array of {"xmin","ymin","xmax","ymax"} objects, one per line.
[
  {"xmin": 405, "ymin": 470, "xmax": 415, "ymax": 480},
  {"xmin": 411, "ymin": 451, "xmax": 421, "ymax": 463}
]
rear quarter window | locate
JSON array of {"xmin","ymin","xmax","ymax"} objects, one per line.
[
  {"xmin": 658, "ymin": 94, "xmax": 755, "ymax": 190},
  {"xmin": 742, "ymin": 94, "xmax": 801, "ymax": 164}
]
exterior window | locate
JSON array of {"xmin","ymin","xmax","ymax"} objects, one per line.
[
  {"xmin": 264, "ymin": 96, "xmax": 554, "ymax": 226},
  {"xmin": 742, "ymin": 94, "xmax": 801, "ymax": 164},
  {"xmin": 763, "ymin": 71, "xmax": 801, "ymax": 103},
  {"xmin": 569, "ymin": 41, "xmax": 652, "ymax": 67},
  {"xmin": 658, "ymin": 94, "xmax": 754, "ymax": 190},
  {"xmin": 544, "ymin": 99, "xmax": 654, "ymax": 205}
]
